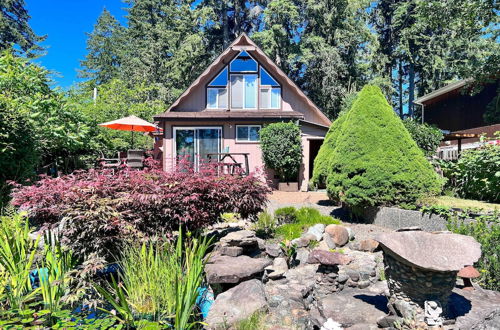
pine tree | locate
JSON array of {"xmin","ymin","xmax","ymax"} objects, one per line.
[
  {"xmin": 0, "ymin": 0, "xmax": 45, "ymax": 56},
  {"xmin": 201, "ymin": 0, "xmax": 265, "ymax": 50},
  {"xmin": 123, "ymin": 0, "xmax": 213, "ymax": 103},
  {"xmin": 299, "ymin": 0, "xmax": 376, "ymax": 120},
  {"xmin": 79, "ymin": 8, "xmax": 124, "ymax": 85}
]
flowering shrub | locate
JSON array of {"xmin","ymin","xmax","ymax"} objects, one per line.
[{"xmin": 11, "ymin": 161, "xmax": 270, "ymax": 259}]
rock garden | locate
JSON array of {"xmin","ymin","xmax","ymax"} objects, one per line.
[{"xmin": 201, "ymin": 207, "xmax": 500, "ymax": 329}]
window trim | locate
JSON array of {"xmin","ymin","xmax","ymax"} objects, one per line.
[
  {"xmin": 229, "ymin": 51, "xmax": 259, "ymax": 73},
  {"xmin": 259, "ymin": 86, "xmax": 281, "ymax": 109},
  {"xmin": 230, "ymin": 74, "xmax": 258, "ymax": 110},
  {"xmin": 207, "ymin": 87, "xmax": 228, "ymax": 109},
  {"xmin": 205, "ymin": 51, "xmax": 283, "ymax": 110},
  {"xmin": 236, "ymin": 124, "xmax": 261, "ymax": 143}
]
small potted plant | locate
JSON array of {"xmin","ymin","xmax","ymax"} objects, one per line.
[{"xmin": 260, "ymin": 122, "xmax": 303, "ymax": 191}]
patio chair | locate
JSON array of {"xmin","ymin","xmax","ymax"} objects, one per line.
[
  {"xmin": 127, "ymin": 150, "xmax": 145, "ymax": 169},
  {"xmin": 97, "ymin": 151, "xmax": 122, "ymax": 169}
]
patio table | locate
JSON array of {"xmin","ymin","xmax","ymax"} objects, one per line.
[{"xmin": 206, "ymin": 152, "xmax": 250, "ymax": 176}]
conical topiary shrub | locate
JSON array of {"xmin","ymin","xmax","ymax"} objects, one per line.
[
  {"xmin": 325, "ymin": 85, "xmax": 442, "ymax": 208},
  {"xmin": 311, "ymin": 111, "xmax": 348, "ymax": 188}
]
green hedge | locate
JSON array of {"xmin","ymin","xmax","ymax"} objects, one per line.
[
  {"xmin": 260, "ymin": 122, "xmax": 302, "ymax": 182},
  {"xmin": 324, "ymin": 85, "xmax": 442, "ymax": 208}
]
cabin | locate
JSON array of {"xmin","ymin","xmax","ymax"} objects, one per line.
[
  {"xmin": 414, "ymin": 78, "xmax": 499, "ymax": 159},
  {"xmin": 153, "ymin": 34, "xmax": 331, "ymax": 191}
]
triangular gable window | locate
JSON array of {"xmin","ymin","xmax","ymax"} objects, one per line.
[
  {"xmin": 207, "ymin": 50, "xmax": 281, "ymax": 109},
  {"xmin": 209, "ymin": 67, "xmax": 228, "ymax": 86},
  {"xmin": 230, "ymin": 51, "xmax": 258, "ymax": 72},
  {"xmin": 260, "ymin": 67, "xmax": 279, "ymax": 86}
]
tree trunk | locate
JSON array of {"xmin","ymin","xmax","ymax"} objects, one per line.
[
  {"xmin": 223, "ymin": 1, "xmax": 229, "ymax": 48},
  {"xmin": 398, "ymin": 60, "xmax": 404, "ymax": 118},
  {"xmin": 408, "ymin": 61, "xmax": 415, "ymax": 118}
]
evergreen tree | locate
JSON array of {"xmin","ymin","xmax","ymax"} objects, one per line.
[
  {"xmin": 252, "ymin": 0, "xmax": 302, "ymax": 79},
  {"xmin": 0, "ymin": 0, "xmax": 45, "ymax": 56},
  {"xmin": 372, "ymin": 0, "xmax": 499, "ymax": 117},
  {"xmin": 79, "ymin": 8, "xmax": 124, "ymax": 85},
  {"xmin": 299, "ymin": 0, "xmax": 376, "ymax": 119},
  {"xmin": 201, "ymin": 0, "xmax": 265, "ymax": 50},
  {"xmin": 325, "ymin": 85, "xmax": 442, "ymax": 208},
  {"xmin": 123, "ymin": 0, "xmax": 213, "ymax": 103}
]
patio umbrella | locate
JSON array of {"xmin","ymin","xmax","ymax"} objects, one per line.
[{"xmin": 98, "ymin": 115, "xmax": 158, "ymax": 149}]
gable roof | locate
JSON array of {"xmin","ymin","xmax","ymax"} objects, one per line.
[{"xmin": 155, "ymin": 33, "xmax": 331, "ymax": 127}]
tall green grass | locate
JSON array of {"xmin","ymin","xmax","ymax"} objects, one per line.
[
  {"xmin": 275, "ymin": 207, "xmax": 341, "ymax": 240},
  {"xmin": 97, "ymin": 228, "xmax": 212, "ymax": 329},
  {"xmin": 0, "ymin": 211, "xmax": 39, "ymax": 310}
]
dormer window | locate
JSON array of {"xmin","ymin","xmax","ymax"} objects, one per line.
[{"xmin": 207, "ymin": 51, "xmax": 281, "ymax": 110}]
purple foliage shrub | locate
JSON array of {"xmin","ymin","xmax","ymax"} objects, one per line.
[{"xmin": 11, "ymin": 159, "xmax": 270, "ymax": 260}]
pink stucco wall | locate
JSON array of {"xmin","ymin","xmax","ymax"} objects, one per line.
[{"xmin": 161, "ymin": 120, "xmax": 327, "ymax": 191}]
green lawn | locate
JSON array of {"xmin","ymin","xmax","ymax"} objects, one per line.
[{"xmin": 420, "ymin": 196, "xmax": 500, "ymax": 212}]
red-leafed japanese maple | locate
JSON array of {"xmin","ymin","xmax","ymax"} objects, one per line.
[{"xmin": 10, "ymin": 160, "xmax": 270, "ymax": 260}]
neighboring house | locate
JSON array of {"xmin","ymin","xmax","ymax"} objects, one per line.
[
  {"xmin": 153, "ymin": 34, "xmax": 331, "ymax": 191},
  {"xmin": 414, "ymin": 79, "xmax": 499, "ymax": 159}
]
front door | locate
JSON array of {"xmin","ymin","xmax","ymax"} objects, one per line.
[{"xmin": 174, "ymin": 127, "xmax": 222, "ymax": 170}]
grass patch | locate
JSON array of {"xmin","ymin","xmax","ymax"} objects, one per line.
[
  {"xmin": 233, "ymin": 311, "xmax": 268, "ymax": 330},
  {"xmin": 420, "ymin": 196, "xmax": 500, "ymax": 212},
  {"xmin": 275, "ymin": 207, "xmax": 341, "ymax": 240}
]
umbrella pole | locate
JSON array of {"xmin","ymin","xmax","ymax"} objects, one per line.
[{"xmin": 131, "ymin": 126, "xmax": 134, "ymax": 149}]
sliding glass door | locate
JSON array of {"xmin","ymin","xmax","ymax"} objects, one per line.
[{"xmin": 174, "ymin": 127, "xmax": 222, "ymax": 170}]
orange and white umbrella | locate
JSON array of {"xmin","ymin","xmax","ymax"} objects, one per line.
[{"xmin": 98, "ymin": 115, "xmax": 158, "ymax": 148}]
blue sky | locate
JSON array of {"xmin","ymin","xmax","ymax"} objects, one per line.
[{"xmin": 26, "ymin": 0, "xmax": 128, "ymax": 89}]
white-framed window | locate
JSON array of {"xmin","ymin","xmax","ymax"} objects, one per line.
[
  {"xmin": 207, "ymin": 88, "xmax": 228, "ymax": 108},
  {"xmin": 207, "ymin": 67, "xmax": 228, "ymax": 109},
  {"xmin": 236, "ymin": 125, "xmax": 261, "ymax": 142},
  {"xmin": 206, "ymin": 51, "xmax": 282, "ymax": 110},
  {"xmin": 231, "ymin": 74, "xmax": 257, "ymax": 109}
]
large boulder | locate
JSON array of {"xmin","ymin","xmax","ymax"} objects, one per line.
[
  {"xmin": 307, "ymin": 249, "xmax": 352, "ymax": 266},
  {"xmin": 375, "ymin": 231, "xmax": 481, "ymax": 271},
  {"xmin": 220, "ymin": 230, "xmax": 258, "ymax": 247},
  {"xmin": 205, "ymin": 279, "xmax": 267, "ymax": 328},
  {"xmin": 314, "ymin": 289, "xmax": 389, "ymax": 327},
  {"xmin": 205, "ymin": 255, "xmax": 272, "ymax": 284}
]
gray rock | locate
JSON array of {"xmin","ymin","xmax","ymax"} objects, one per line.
[
  {"xmin": 452, "ymin": 286, "xmax": 500, "ymax": 329},
  {"xmin": 307, "ymin": 249, "xmax": 352, "ymax": 266},
  {"xmin": 265, "ymin": 243, "xmax": 283, "ymax": 258},
  {"xmin": 205, "ymin": 279, "xmax": 267, "ymax": 328},
  {"xmin": 295, "ymin": 247, "xmax": 310, "ymax": 265},
  {"xmin": 377, "ymin": 315, "xmax": 402, "ymax": 328},
  {"xmin": 220, "ymin": 230, "xmax": 258, "ymax": 247},
  {"xmin": 292, "ymin": 236, "xmax": 310, "ymax": 248},
  {"xmin": 307, "ymin": 223, "xmax": 325, "ymax": 241},
  {"xmin": 256, "ymin": 237, "xmax": 266, "ymax": 250},
  {"xmin": 346, "ymin": 227, "xmax": 355, "ymax": 241},
  {"xmin": 205, "ymin": 255, "xmax": 272, "ymax": 284},
  {"xmin": 394, "ymin": 299, "xmax": 417, "ymax": 319},
  {"xmin": 220, "ymin": 246, "xmax": 243, "ymax": 257},
  {"xmin": 350, "ymin": 239, "xmax": 379, "ymax": 252},
  {"xmin": 316, "ymin": 289, "xmax": 389, "ymax": 327},
  {"xmin": 357, "ymin": 280, "xmax": 370, "ymax": 289},
  {"xmin": 267, "ymin": 257, "xmax": 288, "ymax": 279},
  {"xmin": 375, "ymin": 231, "xmax": 481, "ymax": 272},
  {"xmin": 337, "ymin": 272, "xmax": 349, "ymax": 284},
  {"xmin": 323, "ymin": 233, "xmax": 336, "ymax": 249}
]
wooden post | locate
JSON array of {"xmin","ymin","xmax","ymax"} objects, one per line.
[{"xmin": 458, "ymin": 138, "xmax": 462, "ymax": 157}]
